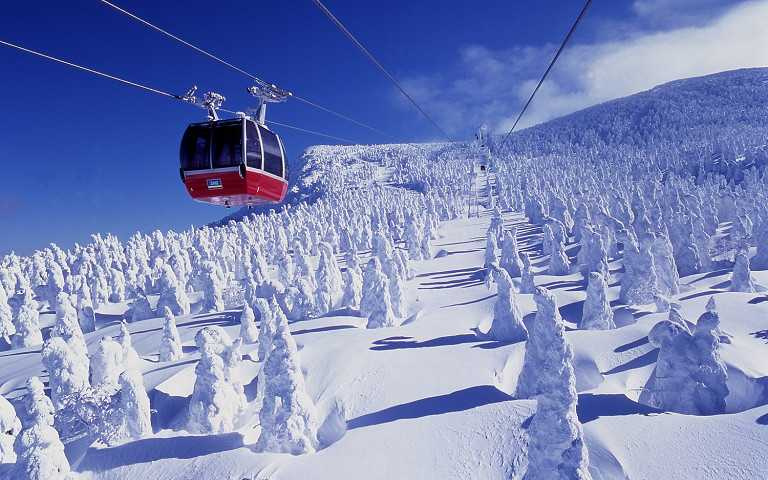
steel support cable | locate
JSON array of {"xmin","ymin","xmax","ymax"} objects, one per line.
[
  {"xmin": 500, "ymin": 0, "xmax": 592, "ymax": 148},
  {"xmin": 0, "ymin": 38, "xmax": 181, "ymax": 99},
  {"xmin": 311, "ymin": 0, "xmax": 453, "ymax": 142},
  {"xmin": 99, "ymin": 0, "xmax": 391, "ymax": 139},
  {"xmin": 0, "ymin": 39, "xmax": 359, "ymax": 144}
]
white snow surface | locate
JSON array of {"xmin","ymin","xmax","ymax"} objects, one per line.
[{"xmin": 1, "ymin": 68, "xmax": 768, "ymax": 479}]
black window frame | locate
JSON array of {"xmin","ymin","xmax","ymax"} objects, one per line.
[
  {"xmin": 210, "ymin": 120, "xmax": 244, "ymax": 169},
  {"xmin": 245, "ymin": 120, "xmax": 263, "ymax": 170},
  {"xmin": 258, "ymin": 125, "xmax": 284, "ymax": 178},
  {"xmin": 180, "ymin": 124, "xmax": 212, "ymax": 171}
]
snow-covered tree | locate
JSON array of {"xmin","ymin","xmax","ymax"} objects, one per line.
[
  {"xmin": 0, "ymin": 392, "xmax": 20, "ymax": 463},
  {"xmin": 640, "ymin": 308, "xmax": 729, "ymax": 415},
  {"xmin": 580, "ymin": 272, "xmax": 615, "ymax": 330},
  {"xmin": 13, "ymin": 377, "xmax": 70, "ymax": 480},
  {"xmin": 50, "ymin": 293, "xmax": 88, "ymax": 367},
  {"xmin": 188, "ymin": 326, "xmax": 246, "ymax": 434},
  {"xmin": 499, "ymin": 228, "xmax": 523, "ymax": 278},
  {"xmin": 547, "ymin": 235, "xmax": 571, "ymax": 276},
  {"xmin": 200, "ymin": 261, "xmax": 225, "ymax": 313},
  {"xmin": 41, "ymin": 336, "xmax": 90, "ymax": 411},
  {"xmin": 0, "ymin": 284, "xmax": 15, "ymax": 344},
  {"xmin": 484, "ymin": 231, "xmax": 499, "ymax": 277},
  {"xmin": 90, "ymin": 336, "xmax": 125, "ymax": 392},
  {"xmin": 520, "ymin": 252, "xmax": 536, "ymax": 294},
  {"xmin": 12, "ymin": 296, "xmax": 42, "ymax": 349},
  {"xmin": 521, "ymin": 287, "xmax": 591, "ymax": 480},
  {"xmin": 361, "ymin": 258, "xmax": 397, "ymax": 329},
  {"xmin": 118, "ymin": 321, "xmax": 141, "ymax": 370},
  {"xmin": 119, "ymin": 369, "xmax": 152, "ymax": 440},
  {"xmin": 257, "ymin": 298, "xmax": 276, "ymax": 362},
  {"xmin": 314, "ymin": 243, "xmax": 343, "ymax": 316},
  {"xmin": 128, "ymin": 289, "xmax": 154, "ymax": 323},
  {"xmin": 730, "ymin": 251, "xmax": 757, "ymax": 292},
  {"xmin": 486, "ymin": 267, "xmax": 528, "ymax": 342},
  {"xmin": 256, "ymin": 312, "xmax": 319, "ymax": 454},
  {"xmin": 76, "ymin": 292, "xmax": 96, "ymax": 333},
  {"xmin": 340, "ymin": 263, "xmax": 363, "ymax": 310},
  {"xmin": 619, "ymin": 232, "xmax": 658, "ymax": 305},
  {"xmin": 156, "ymin": 265, "xmax": 191, "ymax": 316},
  {"xmin": 159, "ymin": 306, "xmax": 184, "ymax": 362},
  {"xmin": 239, "ymin": 303, "xmax": 259, "ymax": 344}
]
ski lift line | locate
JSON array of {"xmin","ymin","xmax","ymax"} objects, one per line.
[
  {"xmin": 99, "ymin": 0, "xmax": 266, "ymax": 84},
  {"xmin": 0, "ymin": 38, "xmax": 182, "ymax": 100},
  {"xmin": 267, "ymin": 120, "xmax": 357, "ymax": 144},
  {"xmin": 310, "ymin": 0, "xmax": 453, "ymax": 142},
  {"xmin": 500, "ymin": 0, "xmax": 592, "ymax": 147},
  {"xmin": 98, "ymin": 0, "xmax": 392, "ymax": 139},
  {"xmin": 291, "ymin": 95, "xmax": 392, "ymax": 138},
  {"xmin": 0, "ymin": 39, "xmax": 359, "ymax": 146}
]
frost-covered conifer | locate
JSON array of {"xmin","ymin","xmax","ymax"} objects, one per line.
[
  {"xmin": 730, "ymin": 251, "xmax": 756, "ymax": 292},
  {"xmin": 362, "ymin": 259, "xmax": 397, "ymax": 328},
  {"xmin": 108, "ymin": 267, "xmax": 126, "ymax": 303},
  {"xmin": 12, "ymin": 294, "xmax": 42, "ymax": 349},
  {"xmin": 619, "ymin": 233, "xmax": 658, "ymax": 305},
  {"xmin": 516, "ymin": 287, "xmax": 566, "ymax": 399},
  {"xmin": 752, "ymin": 218, "xmax": 768, "ymax": 269},
  {"xmin": 580, "ymin": 272, "xmax": 615, "ymax": 330},
  {"xmin": 188, "ymin": 326, "xmax": 246, "ymax": 433},
  {"xmin": 128, "ymin": 289, "xmax": 154, "ymax": 323},
  {"xmin": 486, "ymin": 267, "xmax": 528, "ymax": 342},
  {"xmin": 652, "ymin": 232, "xmax": 680, "ymax": 296},
  {"xmin": 521, "ymin": 287, "xmax": 591, "ymax": 480},
  {"xmin": 256, "ymin": 298, "xmax": 275, "ymax": 362},
  {"xmin": 340, "ymin": 264, "xmax": 363, "ymax": 310},
  {"xmin": 405, "ymin": 215, "xmax": 424, "ymax": 260},
  {"xmin": 76, "ymin": 291, "xmax": 96, "ymax": 333},
  {"xmin": 118, "ymin": 321, "xmax": 141, "ymax": 370},
  {"xmin": 385, "ymin": 256, "xmax": 407, "ymax": 319},
  {"xmin": 159, "ymin": 306, "xmax": 184, "ymax": 362},
  {"xmin": 314, "ymin": 243, "xmax": 343, "ymax": 316},
  {"xmin": 90, "ymin": 336, "xmax": 125, "ymax": 392},
  {"xmin": 499, "ymin": 228, "xmax": 523, "ymax": 278},
  {"xmin": 239, "ymin": 303, "xmax": 259, "ymax": 344},
  {"xmin": 0, "ymin": 392, "xmax": 20, "ymax": 463},
  {"xmin": 200, "ymin": 261, "xmax": 225, "ymax": 313},
  {"xmin": 51, "ymin": 292, "xmax": 88, "ymax": 357},
  {"xmin": 0, "ymin": 284, "xmax": 16, "ymax": 344},
  {"xmin": 42, "ymin": 336, "xmax": 90, "ymax": 411},
  {"xmin": 547, "ymin": 235, "xmax": 570, "ymax": 276},
  {"xmin": 484, "ymin": 231, "xmax": 499, "ymax": 277},
  {"xmin": 520, "ymin": 252, "xmax": 536, "ymax": 294},
  {"xmin": 640, "ymin": 307, "xmax": 728, "ymax": 415},
  {"xmin": 156, "ymin": 265, "xmax": 191, "ymax": 316},
  {"xmin": 13, "ymin": 377, "xmax": 70, "ymax": 480},
  {"xmin": 256, "ymin": 313, "xmax": 319, "ymax": 454},
  {"xmin": 119, "ymin": 369, "xmax": 152, "ymax": 440}
]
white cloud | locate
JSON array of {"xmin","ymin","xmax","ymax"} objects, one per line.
[{"xmin": 402, "ymin": 0, "xmax": 768, "ymax": 136}]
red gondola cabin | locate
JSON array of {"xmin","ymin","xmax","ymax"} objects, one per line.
[{"xmin": 180, "ymin": 117, "xmax": 288, "ymax": 207}]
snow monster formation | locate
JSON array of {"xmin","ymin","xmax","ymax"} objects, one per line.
[
  {"xmin": 517, "ymin": 287, "xmax": 591, "ymax": 479},
  {"xmin": 640, "ymin": 307, "xmax": 729, "ymax": 415}
]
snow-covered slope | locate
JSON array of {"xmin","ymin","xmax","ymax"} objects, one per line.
[{"xmin": 1, "ymin": 68, "xmax": 767, "ymax": 480}]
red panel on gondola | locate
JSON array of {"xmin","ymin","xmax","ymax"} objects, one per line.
[{"xmin": 183, "ymin": 168, "xmax": 287, "ymax": 207}]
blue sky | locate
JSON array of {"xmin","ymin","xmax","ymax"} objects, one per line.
[{"xmin": 0, "ymin": 0, "xmax": 764, "ymax": 255}]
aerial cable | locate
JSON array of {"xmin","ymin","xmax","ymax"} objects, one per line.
[
  {"xmin": 267, "ymin": 120, "xmax": 356, "ymax": 144},
  {"xmin": 499, "ymin": 0, "xmax": 592, "ymax": 148},
  {"xmin": 0, "ymin": 38, "xmax": 182, "ymax": 100},
  {"xmin": 0, "ymin": 39, "xmax": 359, "ymax": 144},
  {"xmin": 98, "ymin": 0, "xmax": 391, "ymax": 139},
  {"xmin": 311, "ymin": 0, "xmax": 453, "ymax": 142}
]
